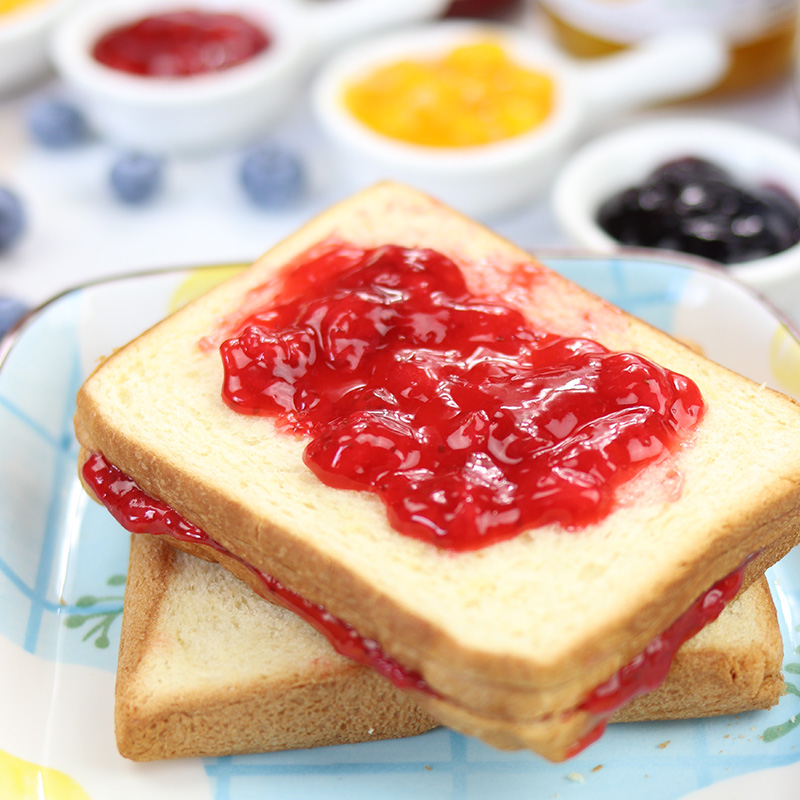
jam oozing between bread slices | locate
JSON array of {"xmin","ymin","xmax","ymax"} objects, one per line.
[
  {"xmin": 218, "ymin": 244, "xmax": 704, "ymax": 551},
  {"xmin": 82, "ymin": 452, "xmax": 431, "ymax": 695},
  {"xmin": 83, "ymin": 452, "xmax": 746, "ymax": 756}
]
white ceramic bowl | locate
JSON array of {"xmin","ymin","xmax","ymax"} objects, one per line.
[
  {"xmin": 312, "ymin": 22, "xmax": 728, "ymax": 219},
  {"xmin": 0, "ymin": 0, "xmax": 81, "ymax": 94},
  {"xmin": 49, "ymin": 0, "xmax": 450, "ymax": 154},
  {"xmin": 552, "ymin": 118, "xmax": 800, "ymax": 313}
]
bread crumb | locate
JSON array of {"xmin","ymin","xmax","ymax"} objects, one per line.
[
  {"xmin": 566, "ymin": 772, "xmax": 585, "ymax": 783},
  {"xmin": 592, "ymin": 764, "xmax": 603, "ymax": 772},
  {"xmin": 657, "ymin": 741, "xmax": 670, "ymax": 749},
  {"xmin": 424, "ymin": 765, "xmax": 432, "ymax": 771}
]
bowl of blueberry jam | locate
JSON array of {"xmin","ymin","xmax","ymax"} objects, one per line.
[{"xmin": 552, "ymin": 119, "xmax": 800, "ymax": 311}]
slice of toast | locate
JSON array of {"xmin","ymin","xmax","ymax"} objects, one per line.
[
  {"xmin": 76, "ymin": 182, "xmax": 800, "ymax": 760},
  {"xmin": 116, "ymin": 535, "xmax": 436, "ymax": 761},
  {"xmin": 116, "ymin": 535, "xmax": 784, "ymax": 761}
]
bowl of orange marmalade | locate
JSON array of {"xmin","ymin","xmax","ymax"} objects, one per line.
[{"xmin": 312, "ymin": 21, "xmax": 728, "ymax": 219}]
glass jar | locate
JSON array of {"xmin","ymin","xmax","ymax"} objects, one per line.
[{"xmin": 538, "ymin": 0, "xmax": 799, "ymax": 94}]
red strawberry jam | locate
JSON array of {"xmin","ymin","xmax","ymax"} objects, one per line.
[
  {"xmin": 219, "ymin": 244, "xmax": 704, "ymax": 551},
  {"xmin": 82, "ymin": 451, "xmax": 747, "ymax": 756},
  {"xmin": 92, "ymin": 10, "xmax": 270, "ymax": 77},
  {"xmin": 81, "ymin": 452, "xmax": 431, "ymax": 695}
]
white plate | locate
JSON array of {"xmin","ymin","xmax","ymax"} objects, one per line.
[{"xmin": 1, "ymin": 253, "xmax": 800, "ymax": 800}]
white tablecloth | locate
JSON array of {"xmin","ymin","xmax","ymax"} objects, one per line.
[{"xmin": 1, "ymin": 12, "xmax": 799, "ymax": 323}]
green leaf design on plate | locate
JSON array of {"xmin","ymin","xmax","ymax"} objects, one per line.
[
  {"xmin": 763, "ymin": 715, "xmax": 800, "ymax": 743},
  {"xmin": 786, "ymin": 683, "xmax": 800, "ymax": 699},
  {"xmin": 763, "ymin": 675, "xmax": 800, "ymax": 743},
  {"xmin": 62, "ymin": 574, "xmax": 125, "ymax": 649}
]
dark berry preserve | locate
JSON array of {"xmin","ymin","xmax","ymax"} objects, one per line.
[{"xmin": 598, "ymin": 157, "xmax": 800, "ymax": 264}]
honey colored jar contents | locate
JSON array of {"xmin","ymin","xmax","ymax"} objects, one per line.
[
  {"xmin": 0, "ymin": 0, "xmax": 47, "ymax": 15},
  {"xmin": 542, "ymin": 10, "xmax": 798, "ymax": 95},
  {"xmin": 343, "ymin": 42, "xmax": 555, "ymax": 147}
]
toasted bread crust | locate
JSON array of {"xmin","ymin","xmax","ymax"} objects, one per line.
[
  {"xmin": 77, "ymin": 183, "xmax": 800, "ymax": 759},
  {"xmin": 116, "ymin": 536, "xmax": 437, "ymax": 761},
  {"xmin": 612, "ymin": 575, "xmax": 784, "ymax": 722},
  {"xmin": 116, "ymin": 536, "xmax": 783, "ymax": 762}
]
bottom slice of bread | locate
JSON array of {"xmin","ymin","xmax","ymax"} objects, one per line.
[
  {"xmin": 116, "ymin": 535, "xmax": 784, "ymax": 761},
  {"xmin": 116, "ymin": 535, "xmax": 437, "ymax": 761}
]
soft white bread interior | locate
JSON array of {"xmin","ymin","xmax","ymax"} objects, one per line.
[
  {"xmin": 116, "ymin": 535, "xmax": 437, "ymax": 761},
  {"xmin": 76, "ymin": 182, "xmax": 800, "ymax": 760},
  {"xmin": 117, "ymin": 535, "xmax": 783, "ymax": 761}
]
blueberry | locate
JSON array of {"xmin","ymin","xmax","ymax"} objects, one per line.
[
  {"xmin": 648, "ymin": 157, "xmax": 731, "ymax": 189},
  {"xmin": 0, "ymin": 296, "xmax": 28, "ymax": 338},
  {"xmin": 757, "ymin": 185, "xmax": 800, "ymax": 248},
  {"xmin": 239, "ymin": 144, "xmax": 305, "ymax": 208},
  {"xmin": 26, "ymin": 97, "xmax": 89, "ymax": 148},
  {"xmin": 0, "ymin": 187, "xmax": 25, "ymax": 253},
  {"xmin": 109, "ymin": 153, "xmax": 164, "ymax": 204}
]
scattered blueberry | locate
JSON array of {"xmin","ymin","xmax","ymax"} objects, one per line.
[
  {"xmin": 26, "ymin": 97, "xmax": 89, "ymax": 148},
  {"xmin": 0, "ymin": 296, "xmax": 29, "ymax": 338},
  {"xmin": 239, "ymin": 144, "xmax": 305, "ymax": 208},
  {"xmin": 109, "ymin": 152, "xmax": 164, "ymax": 205},
  {"xmin": 0, "ymin": 187, "xmax": 25, "ymax": 254}
]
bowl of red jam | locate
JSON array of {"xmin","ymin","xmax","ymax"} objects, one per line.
[
  {"xmin": 49, "ymin": 0, "xmax": 452, "ymax": 154},
  {"xmin": 0, "ymin": 0, "xmax": 80, "ymax": 94},
  {"xmin": 552, "ymin": 119, "xmax": 800, "ymax": 312},
  {"xmin": 311, "ymin": 22, "xmax": 727, "ymax": 219}
]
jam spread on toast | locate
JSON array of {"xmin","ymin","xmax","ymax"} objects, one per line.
[
  {"xmin": 219, "ymin": 244, "xmax": 704, "ymax": 550},
  {"xmin": 83, "ymin": 452, "xmax": 745, "ymax": 755}
]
